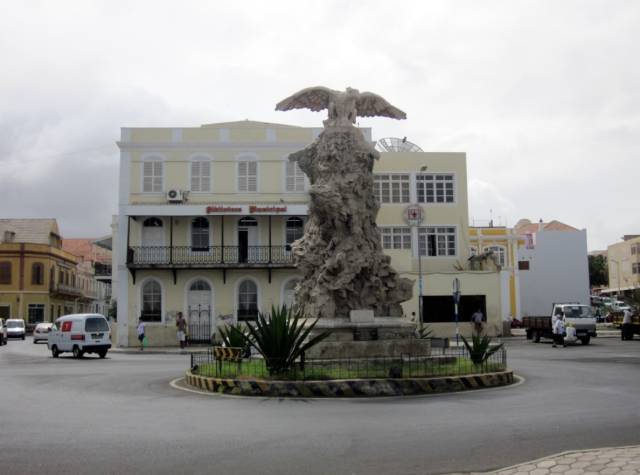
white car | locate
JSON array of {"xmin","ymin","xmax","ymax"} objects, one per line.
[
  {"xmin": 33, "ymin": 322, "xmax": 54, "ymax": 343},
  {"xmin": 6, "ymin": 319, "xmax": 26, "ymax": 340},
  {"xmin": 48, "ymin": 314, "xmax": 111, "ymax": 359}
]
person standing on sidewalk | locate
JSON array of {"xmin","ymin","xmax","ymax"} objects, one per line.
[
  {"xmin": 176, "ymin": 312, "xmax": 187, "ymax": 350},
  {"xmin": 552, "ymin": 313, "xmax": 566, "ymax": 348},
  {"xmin": 471, "ymin": 309, "xmax": 484, "ymax": 335},
  {"xmin": 137, "ymin": 319, "xmax": 146, "ymax": 351}
]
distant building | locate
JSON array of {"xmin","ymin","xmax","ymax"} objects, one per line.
[
  {"xmin": 514, "ymin": 219, "xmax": 590, "ymax": 316},
  {"xmin": 604, "ymin": 235, "xmax": 640, "ymax": 295},
  {"xmin": 62, "ymin": 238, "xmax": 112, "ymax": 316},
  {"xmin": 0, "ymin": 219, "xmax": 79, "ymax": 324},
  {"xmin": 469, "ymin": 225, "xmax": 524, "ymax": 320}
]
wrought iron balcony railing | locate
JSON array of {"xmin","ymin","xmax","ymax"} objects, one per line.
[{"xmin": 127, "ymin": 245, "xmax": 295, "ymax": 267}]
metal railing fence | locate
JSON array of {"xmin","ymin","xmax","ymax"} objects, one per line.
[{"xmin": 189, "ymin": 346, "xmax": 507, "ymax": 380}]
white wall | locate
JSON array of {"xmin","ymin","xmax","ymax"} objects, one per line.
[{"xmin": 517, "ymin": 230, "xmax": 590, "ymax": 316}]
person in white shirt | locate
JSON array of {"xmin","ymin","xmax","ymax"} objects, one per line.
[
  {"xmin": 622, "ymin": 308, "xmax": 633, "ymax": 341},
  {"xmin": 552, "ymin": 315, "xmax": 566, "ymax": 348},
  {"xmin": 471, "ymin": 309, "xmax": 484, "ymax": 334}
]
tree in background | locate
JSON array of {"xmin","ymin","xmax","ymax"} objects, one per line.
[{"xmin": 588, "ymin": 255, "xmax": 608, "ymax": 288}]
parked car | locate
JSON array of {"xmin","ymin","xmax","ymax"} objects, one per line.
[
  {"xmin": 33, "ymin": 322, "xmax": 54, "ymax": 343},
  {"xmin": 0, "ymin": 318, "xmax": 7, "ymax": 345},
  {"xmin": 48, "ymin": 314, "xmax": 111, "ymax": 358},
  {"xmin": 6, "ymin": 319, "xmax": 26, "ymax": 340},
  {"xmin": 524, "ymin": 303, "xmax": 597, "ymax": 345}
]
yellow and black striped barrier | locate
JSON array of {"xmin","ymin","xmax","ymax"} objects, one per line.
[{"xmin": 213, "ymin": 346, "xmax": 243, "ymax": 361}]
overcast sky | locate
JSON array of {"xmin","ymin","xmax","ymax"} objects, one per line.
[{"xmin": 1, "ymin": 1, "xmax": 638, "ymax": 250}]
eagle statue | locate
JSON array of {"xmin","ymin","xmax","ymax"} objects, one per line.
[{"xmin": 276, "ymin": 86, "xmax": 406, "ymax": 127}]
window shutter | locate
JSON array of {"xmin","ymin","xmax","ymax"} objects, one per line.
[
  {"xmin": 248, "ymin": 161, "xmax": 257, "ymax": 192},
  {"xmin": 143, "ymin": 162, "xmax": 153, "ymax": 192},
  {"xmin": 238, "ymin": 162, "xmax": 248, "ymax": 192},
  {"xmin": 191, "ymin": 162, "xmax": 200, "ymax": 192},
  {"xmin": 201, "ymin": 161, "xmax": 211, "ymax": 192}
]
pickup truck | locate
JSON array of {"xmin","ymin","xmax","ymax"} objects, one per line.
[{"xmin": 524, "ymin": 303, "xmax": 597, "ymax": 345}]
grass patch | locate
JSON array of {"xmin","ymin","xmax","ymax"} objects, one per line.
[{"xmin": 193, "ymin": 357, "xmax": 505, "ymax": 381}]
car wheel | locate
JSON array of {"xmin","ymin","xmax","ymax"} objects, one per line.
[
  {"xmin": 534, "ymin": 331, "xmax": 541, "ymax": 343},
  {"xmin": 98, "ymin": 350, "xmax": 107, "ymax": 359},
  {"xmin": 21, "ymin": 335, "xmax": 25, "ymax": 340},
  {"xmin": 72, "ymin": 346, "xmax": 84, "ymax": 359},
  {"xmin": 580, "ymin": 336, "xmax": 591, "ymax": 345},
  {"xmin": 33, "ymin": 339, "xmax": 37, "ymax": 344},
  {"xmin": 52, "ymin": 346, "xmax": 60, "ymax": 358}
]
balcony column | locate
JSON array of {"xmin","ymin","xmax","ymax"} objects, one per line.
[
  {"xmin": 169, "ymin": 217, "xmax": 173, "ymax": 264},
  {"xmin": 221, "ymin": 216, "xmax": 225, "ymax": 264},
  {"xmin": 268, "ymin": 216, "xmax": 272, "ymax": 263}
]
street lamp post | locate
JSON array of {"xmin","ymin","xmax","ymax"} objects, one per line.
[
  {"xmin": 404, "ymin": 204, "xmax": 424, "ymax": 330},
  {"xmin": 453, "ymin": 277, "xmax": 461, "ymax": 347}
]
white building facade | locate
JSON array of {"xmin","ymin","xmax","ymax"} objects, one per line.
[{"xmin": 114, "ymin": 121, "xmax": 505, "ymax": 347}]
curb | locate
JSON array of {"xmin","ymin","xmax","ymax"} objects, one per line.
[
  {"xmin": 184, "ymin": 369, "xmax": 514, "ymax": 398},
  {"xmin": 459, "ymin": 444, "xmax": 640, "ymax": 475}
]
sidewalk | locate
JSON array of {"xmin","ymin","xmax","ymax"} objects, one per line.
[
  {"xmin": 460, "ymin": 445, "xmax": 640, "ymax": 475},
  {"xmin": 508, "ymin": 329, "xmax": 621, "ymax": 338},
  {"xmin": 110, "ymin": 345, "xmax": 207, "ymax": 355}
]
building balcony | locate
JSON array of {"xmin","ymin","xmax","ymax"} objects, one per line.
[
  {"xmin": 126, "ymin": 245, "xmax": 296, "ymax": 269},
  {"xmin": 94, "ymin": 263, "xmax": 112, "ymax": 277},
  {"xmin": 50, "ymin": 283, "xmax": 84, "ymax": 298}
]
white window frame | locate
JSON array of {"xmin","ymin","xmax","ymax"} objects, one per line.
[
  {"xmin": 379, "ymin": 226, "xmax": 412, "ymax": 250},
  {"xmin": 284, "ymin": 217, "xmax": 305, "ymax": 247},
  {"xmin": 416, "ymin": 173, "xmax": 456, "ymax": 204},
  {"xmin": 373, "ymin": 173, "xmax": 411, "ymax": 204},
  {"xmin": 236, "ymin": 153, "xmax": 259, "ymax": 193},
  {"xmin": 417, "ymin": 225, "xmax": 457, "ymax": 258},
  {"xmin": 27, "ymin": 304, "xmax": 45, "ymax": 324},
  {"xmin": 141, "ymin": 155, "xmax": 165, "ymax": 193},
  {"xmin": 484, "ymin": 245, "xmax": 507, "ymax": 267},
  {"xmin": 284, "ymin": 160, "xmax": 306, "ymax": 192},
  {"xmin": 189, "ymin": 217, "xmax": 212, "ymax": 251},
  {"xmin": 280, "ymin": 276, "xmax": 302, "ymax": 308},
  {"xmin": 138, "ymin": 277, "xmax": 165, "ymax": 324},
  {"xmin": 235, "ymin": 277, "xmax": 261, "ymax": 321},
  {"xmin": 189, "ymin": 155, "xmax": 213, "ymax": 193}
]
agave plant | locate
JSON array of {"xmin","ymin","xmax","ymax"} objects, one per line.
[
  {"xmin": 218, "ymin": 323, "xmax": 251, "ymax": 357},
  {"xmin": 461, "ymin": 334, "xmax": 504, "ymax": 366},
  {"xmin": 244, "ymin": 304, "xmax": 330, "ymax": 375}
]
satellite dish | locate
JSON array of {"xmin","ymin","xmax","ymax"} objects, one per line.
[{"xmin": 375, "ymin": 137, "xmax": 423, "ymax": 153}]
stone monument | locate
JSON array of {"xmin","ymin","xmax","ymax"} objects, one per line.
[{"xmin": 276, "ymin": 86, "xmax": 429, "ymax": 358}]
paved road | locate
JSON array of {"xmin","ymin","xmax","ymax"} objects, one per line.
[{"xmin": 1, "ymin": 337, "xmax": 639, "ymax": 475}]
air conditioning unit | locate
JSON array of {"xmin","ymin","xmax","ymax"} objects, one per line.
[{"xmin": 166, "ymin": 189, "xmax": 185, "ymax": 203}]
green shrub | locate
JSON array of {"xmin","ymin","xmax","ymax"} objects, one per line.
[
  {"xmin": 218, "ymin": 323, "xmax": 250, "ymax": 356},
  {"xmin": 245, "ymin": 305, "xmax": 330, "ymax": 375},
  {"xmin": 461, "ymin": 334, "xmax": 504, "ymax": 366}
]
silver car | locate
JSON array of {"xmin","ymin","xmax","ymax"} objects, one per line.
[
  {"xmin": 33, "ymin": 322, "xmax": 54, "ymax": 343},
  {"xmin": 6, "ymin": 319, "xmax": 26, "ymax": 340}
]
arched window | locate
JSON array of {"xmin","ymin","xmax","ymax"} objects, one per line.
[
  {"xmin": 31, "ymin": 263, "xmax": 44, "ymax": 285},
  {"xmin": 484, "ymin": 246, "xmax": 506, "ymax": 267},
  {"xmin": 285, "ymin": 217, "xmax": 304, "ymax": 247},
  {"xmin": 190, "ymin": 279, "xmax": 211, "ymax": 291},
  {"xmin": 0, "ymin": 261, "xmax": 11, "ymax": 285},
  {"xmin": 191, "ymin": 217, "xmax": 210, "ymax": 251},
  {"xmin": 141, "ymin": 280, "xmax": 162, "ymax": 322},
  {"xmin": 237, "ymin": 279, "xmax": 258, "ymax": 321}
]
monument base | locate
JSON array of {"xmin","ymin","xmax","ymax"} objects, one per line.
[{"xmin": 305, "ymin": 317, "xmax": 431, "ymax": 359}]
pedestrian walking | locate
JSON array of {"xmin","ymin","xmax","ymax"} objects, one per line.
[
  {"xmin": 176, "ymin": 312, "xmax": 187, "ymax": 350},
  {"xmin": 137, "ymin": 319, "xmax": 146, "ymax": 351},
  {"xmin": 552, "ymin": 314, "xmax": 566, "ymax": 348},
  {"xmin": 471, "ymin": 309, "xmax": 484, "ymax": 334},
  {"xmin": 622, "ymin": 308, "xmax": 633, "ymax": 341}
]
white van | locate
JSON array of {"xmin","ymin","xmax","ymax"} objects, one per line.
[{"xmin": 48, "ymin": 314, "xmax": 111, "ymax": 359}]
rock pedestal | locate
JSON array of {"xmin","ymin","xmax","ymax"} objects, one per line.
[{"xmin": 290, "ymin": 127, "xmax": 413, "ymax": 320}]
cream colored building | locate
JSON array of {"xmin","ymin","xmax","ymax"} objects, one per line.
[
  {"xmin": 114, "ymin": 121, "xmax": 505, "ymax": 347},
  {"xmin": 606, "ymin": 235, "xmax": 640, "ymax": 295}
]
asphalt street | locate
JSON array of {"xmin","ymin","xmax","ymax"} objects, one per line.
[{"xmin": 1, "ymin": 336, "xmax": 639, "ymax": 475}]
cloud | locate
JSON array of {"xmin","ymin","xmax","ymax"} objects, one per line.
[{"xmin": 0, "ymin": 1, "xmax": 638, "ymax": 250}]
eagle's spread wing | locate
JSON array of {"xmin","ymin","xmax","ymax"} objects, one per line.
[
  {"xmin": 355, "ymin": 92, "xmax": 407, "ymax": 120},
  {"xmin": 275, "ymin": 86, "xmax": 336, "ymax": 112}
]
